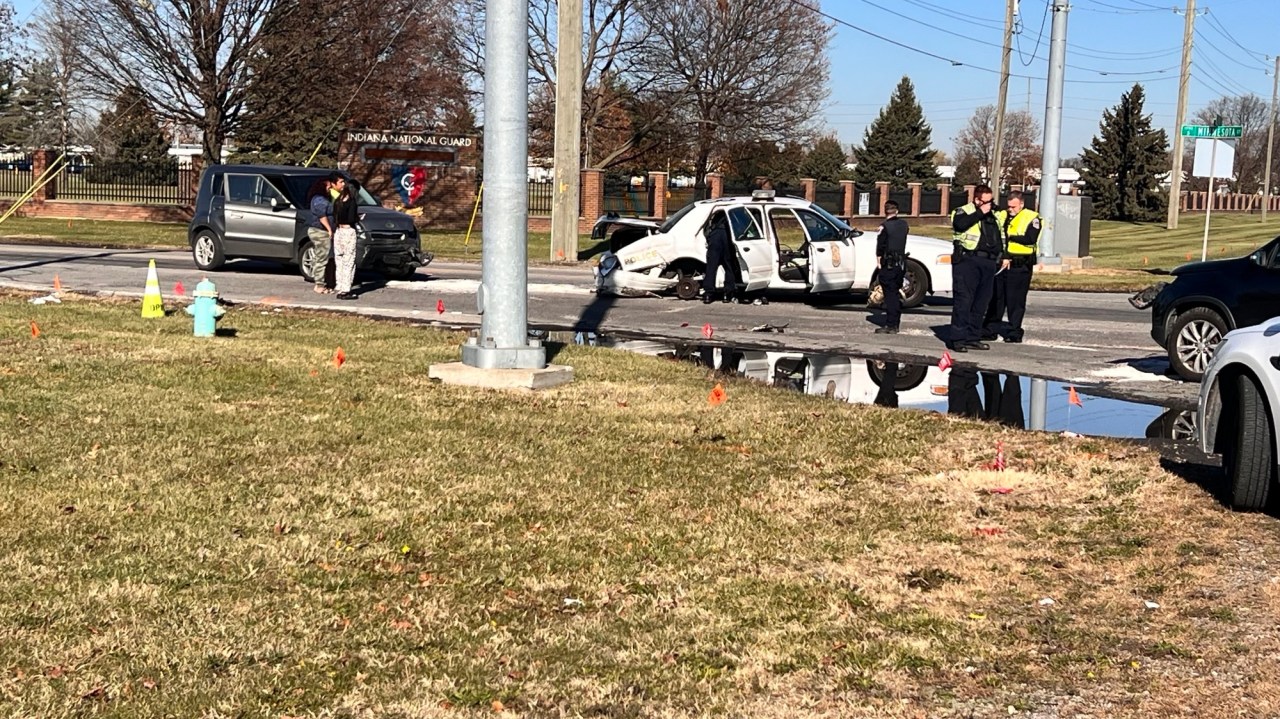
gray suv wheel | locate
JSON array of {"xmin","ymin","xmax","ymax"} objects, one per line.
[{"xmin": 193, "ymin": 230, "xmax": 225, "ymax": 271}]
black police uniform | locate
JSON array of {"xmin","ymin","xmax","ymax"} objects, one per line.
[
  {"xmin": 875, "ymin": 215, "xmax": 910, "ymax": 332},
  {"xmin": 983, "ymin": 212, "xmax": 1042, "ymax": 342},
  {"xmin": 949, "ymin": 204, "xmax": 1003, "ymax": 350},
  {"xmin": 702, "ymin": 216, "xmax": 737, "ymax": 303}
]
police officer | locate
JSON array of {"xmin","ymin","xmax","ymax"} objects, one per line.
[
  {"xmin": 982, "ymin": 190, "xmax": 1041, "ymax": 343},
  {"xmin": 701, "ymin": 210, "xmax": 737, "ymax": 304},
  {"xmin": 948, "ymin": 184, "xmax": 1003, "ymax": 352},
  {"xmin": 874, "ymin": 199, "xmax": 910, "ymax": 334}
]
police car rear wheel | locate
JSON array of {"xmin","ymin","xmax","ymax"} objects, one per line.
[
  {"xmin": 675, "ymin": 276, "xmax": 700, "ymax": 301},
  {"xmin": 902, "ymin": 260, "xmax": 928, "ymax": 308}
]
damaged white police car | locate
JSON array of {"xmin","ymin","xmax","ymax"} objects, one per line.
[{"xmin": 592, "ymin": 191, "xmax": 954, "ymax": 307}]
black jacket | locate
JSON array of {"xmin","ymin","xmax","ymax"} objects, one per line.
[
  {"xmin": 952, "ymin": 205, "xmax": 1003, "ymax": 254},
  {"xmin": 876, "ymin": 216, "xmax": 909, "ymax": 258},
  {"xmin": 333, "ymin": 191, "xmax": 360, "ymax": 227}
]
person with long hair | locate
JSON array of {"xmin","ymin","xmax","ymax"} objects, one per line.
[
  {"xmin": 331, "ymin": 176, "xmax": 362, "ymax": 300},
  {"xmin": 305, "ymin": 173, "xmax": 339, "ymax": 294}
]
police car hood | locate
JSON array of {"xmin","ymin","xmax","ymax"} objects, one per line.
[{"xmin": 905, "ymin": 234, "xmax": 952, "ymax": 255}]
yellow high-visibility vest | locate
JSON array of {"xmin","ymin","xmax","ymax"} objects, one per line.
[
  {"xmin": 1004, "ymin": 209, "xmax": 1040, "ymax": 255},
  {"xmin": 950, "ymin": 204, "xmax": 982, "ymax": 250}
]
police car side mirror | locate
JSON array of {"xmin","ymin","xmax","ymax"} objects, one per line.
[{"xmin": 844, "ymin": 228, "xmax": 863, "ymax": 239}]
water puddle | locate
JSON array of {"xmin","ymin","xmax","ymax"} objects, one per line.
[{"xmin": 562, "ymin": 333, "xmax": 1195, "ymax": 441}]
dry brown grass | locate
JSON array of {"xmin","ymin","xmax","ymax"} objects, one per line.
[{"xmin": 1, "ymin": 291, "xmax": 1278, "ymax": 717}]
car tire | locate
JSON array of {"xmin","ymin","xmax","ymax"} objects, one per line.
[
  {"xmin": 902, "ymin": 259, "xmax": 929, "ymax": 309},
  {"xmin": 866, "ymin": 360, "xmax": 928, "ymax": 392},
  {"xmin": 192, "ymin": 230, "xmax": 225, "ymax": 272},
  {"xmin": 1223, "ymin": 372, "xmax": 1275, "ymax": 510},
  {"xmin": 1167, "ymin": 307, "xmax": 1228, "ymax": 381},
  {"xmin": 298, "ymin": 240, "xmax": 321, "ymax": 282}
]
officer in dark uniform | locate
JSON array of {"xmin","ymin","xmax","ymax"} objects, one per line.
[
  {"xmin": 948, "ymin": 184, "xmax": 1003, "ymax": 352},
  {"xmin": 702, "ymin": 210, "xmax": 737, "ymax": 304},
  {"xmin": 982, "ymin": 190, "xmax": 1041, "ymax": 343},
  {"xmin": 874, "ymin": 199, "xmax": 910, "ymax": 334}
]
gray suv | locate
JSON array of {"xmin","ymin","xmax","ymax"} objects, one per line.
[{"xmin": 187, "ymin": 164, "xmax": 431, "ymax": 281}]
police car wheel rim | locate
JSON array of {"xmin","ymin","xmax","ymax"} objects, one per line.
[{"xmin": 194, "ymin": 236, "xmax": 214, "ymax": 265}]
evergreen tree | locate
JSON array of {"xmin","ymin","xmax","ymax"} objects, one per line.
[
  {"xmin": 12, "ymin": 60, "xmax": 64, "ymax": 148},
  {"xmin": 799, "ymin": 135, "xmax": 850, "ymax": 184},
  {"xmin": 0, "ymin": 2, "xmax": 18, "ymax": 146},
  {"xmin": 852, "ymin": 76, "xmax": 937, "ymax": 190},
  {"xmin": 1080, "ymin": 83, "xmax": 1169, "ymax": 222},
  {"xmin": 92, "ymin": 85, "xmax": 171, "ymax": 182}
]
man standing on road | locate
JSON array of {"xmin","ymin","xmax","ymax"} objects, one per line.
[
  {"xmin": 948, "ymin": 184, "xmax": 1003, "ymax": 352},
  {"xmin": 982, "ymin": 190, "xmax": 1040, "ymax": 343},
  {"xmin": 874, "ymin": 199, "xmax": 909, "ymax": 334},
  {"xmin": 702, "ymin": 210, "xmax": 737, "ymax": 304}
]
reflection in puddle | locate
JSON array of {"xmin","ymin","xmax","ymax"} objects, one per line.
[{"xmin": 570, "ymin": 333, "xmax": 1196, "ymax": 441}]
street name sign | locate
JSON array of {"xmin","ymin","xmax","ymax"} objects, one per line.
[{"xmin": 1181, "ymin": 124, "xmax": 1244, "ymax": 138}]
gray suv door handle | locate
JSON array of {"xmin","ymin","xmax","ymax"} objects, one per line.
[{"xmin": 229, "ymin": 213, "xmax": 244, "ymax": 219}]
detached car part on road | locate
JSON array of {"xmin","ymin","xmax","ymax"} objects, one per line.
[
  {"xmin": 1133, "ymin": 234, "xmax": 1280, "ymax": 381},
  {"xmin": 592, "ymin": 193, "xmax": 954, "ymax": 307},
  {"xmin": 1198, "ymin": 316, "xmax": 1280, "ymax": 510},
  {"xmin": 188, "ymin": 164, "xmax": 431, "ymax": 281}
]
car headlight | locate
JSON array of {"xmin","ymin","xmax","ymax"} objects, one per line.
[{"xmin": 936, "ymin": 254, "xmax": 952, "ymax": 265}]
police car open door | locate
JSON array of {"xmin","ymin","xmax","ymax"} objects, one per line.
[
  {"xmin": 725, "ymin": 207, "xmax": 773, "ymax": 291},
  {"xmin": 796, "ymin": 208, "xmax": 857, "ymax": 292}
]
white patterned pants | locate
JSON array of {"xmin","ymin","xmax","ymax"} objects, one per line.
[{"xmin": 334, "ymin": 226, "xmax": 358, "ymax": 293}]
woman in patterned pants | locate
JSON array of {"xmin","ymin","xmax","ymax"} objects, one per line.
[{"xmin": 331, "ymin": 177, "xmax": 361, "ymax": 300}]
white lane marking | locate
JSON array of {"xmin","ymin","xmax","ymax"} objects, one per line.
[{"xmin": 385, "ymin": 278, "xmax": 592, "ymax": 296}]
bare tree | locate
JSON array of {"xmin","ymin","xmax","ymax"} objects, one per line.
[
  {"xmin": 69, "ymin": 0, "xmax": 289, "ymax": 163},
  {"xmin": 635, "ymin": 0, "xmax": 831, "ymax": 185},
  {"xmin": 953, "ymin": 105, "xmax": 1041, "ymax": 189},
  {"xmin": 27, "ymin": 0, "xmax": 90, "ymax": 151},
  {"xmin": 1187, "ymin": 94, "xmax": 1270, "ymax": 193}
]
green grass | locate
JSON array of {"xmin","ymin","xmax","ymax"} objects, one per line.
[{"xmin": 2, "ymin": 292, "xmax": 1278, "ymax": 716}]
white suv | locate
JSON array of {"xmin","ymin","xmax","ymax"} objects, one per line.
[{"xmin": 1198, "ymin": 317, "xmax": 1280, "ymax": 509}]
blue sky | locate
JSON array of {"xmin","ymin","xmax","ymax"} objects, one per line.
[
  {"xmin": 7, "ymin": 0, "xmax": 1276, "ymax": 160},
  {"xmin": 823, "ymin": 0, "xmax": 1279, "ymax": 160}
]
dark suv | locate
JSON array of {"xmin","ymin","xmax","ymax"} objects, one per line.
[
  {"xmin": 187, "ymin": 164, "xmax": 430, "ymax": 281},
  {"xmin": 1139, "ymin": 234, "xmax": 1280, "ymax": 381}
]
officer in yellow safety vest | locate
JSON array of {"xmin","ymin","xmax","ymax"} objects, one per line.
[
  {"xmin": 982, "ymin": 190, "xmax": 1041, "ymax": 343},
  {"xmin": 947, "ymin": 184, "xmax": 1004, "ymax": 352}
]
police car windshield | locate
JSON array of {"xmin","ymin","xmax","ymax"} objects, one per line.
[
  {"xmin": 659, "ymin": 203, "xmax": 698, "ymax": 233},
  {"xmin": 807, "ymin": 203, "xmax": 852, "ymax": 231}
]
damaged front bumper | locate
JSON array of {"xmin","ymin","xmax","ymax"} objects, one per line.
[
  {"xmin": 594, "ymin": 253, "xmax": 677, "ymax": 297},
  {"xmin": 1128, "ymin": 281, "xmax": 1167, "ymax": 310}
]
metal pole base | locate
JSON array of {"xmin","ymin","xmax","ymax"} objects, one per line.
[
  {"xmin": 461, "ymin": 335, "xmax": 548, "ymax": 370},
  {"xmin": 1029, "ymin": 378, "xmax": 1048, "ymax": 431}
]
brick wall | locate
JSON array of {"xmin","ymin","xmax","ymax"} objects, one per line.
[
  {"xmin": 337, "ymin": 129, "xmax": 481, "ymax": 230},
  {"xmin": 0, "ymin": 199, "xmax": 192, "ymax": 223}
]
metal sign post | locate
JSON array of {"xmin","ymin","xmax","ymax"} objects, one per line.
[
  {"xmin": 1201, "ymin": 139, "xmax": 1216, "ymax": 263},
  {"xmin": 1184, "ymin": 123, "xmax": 1241, "ymax": 263}
]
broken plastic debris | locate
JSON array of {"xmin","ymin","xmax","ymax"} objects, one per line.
[
  {"xmin": 27, "ymin": 294, "xmax": 61, "ymax": 305},
  {"xmin": 562, "ymin": 597, "xmax": 584, "ymax": 608},
  {"xmin": 988, "ymin": 487, "xmax": 1013, "ymax": 495},
  {"xmin": 1144, "ymin": 600, "xmax": 1161, "ymax": 610},
  {"xmin": 749, "ymin": 322, "xmax": 788, "ymax": 333},
  {"xmin": 1061, "ymin": 430, "xmax": 1083, "ymax": 438},
  {"xmin": 1038, "ymin": 597, "xmax": 1056, "ymax": 607}
]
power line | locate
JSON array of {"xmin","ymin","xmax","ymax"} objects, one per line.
[
  {"xmin": 1194, "ymin": 29, "xmax": 1269, "ymax": 72},
  {"xmin": 1202, "ymin": 9, "xmax": 1269, "ymax": 62},
  {"xmin": 897, "ymin": 0, "xmax": 1005, "ymax": 30},
  {"xmin": 1075, "ymin": 0, "xmax": 1175, "ymax": 14},
  {"xmin": 1014, "ymin": 0, "xmax": 1051, "ymax": 67},
  {"xmin": 798, "ymin": 0, "xmax": 1186, "ymax": 84}
]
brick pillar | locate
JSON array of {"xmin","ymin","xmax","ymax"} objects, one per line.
[
  {"xmin": 964, "ymin": 184, "xmax": 976, "ymax": 205},
  {"xmin": 184, "ymin": 156, "xmax": 203, "ymax": 205},
  {"xmin": 840, "ymin": 180, "xmax": 854, "ymax": 217},
  {"xmin": 648, "ymin": 170, "xmax": 668, "ymax": 219},
  {"xmin": 706, "ymin": 172, "xmax": 724, "ymax": 199},
  {"xmin": 937, "ymin": 183, "xmax": 951, "ymax": 217},
  {"xmin": 30, "ymin": 150, "xmax": 48, "ymax": 205},
  {"xmin": 875, "ymin": 181, "xmax": 890, "ymax": 216},
  {"xmin": 581, "ymin": 168, "xmax": 603, "ymax": 221},
  {"xmin": 908, "ymin": 182, "xmax": 922, "ymax": 216},
  {"xmin": 801, "ymin": 177, "xmax": 816, "ymax": 203}
]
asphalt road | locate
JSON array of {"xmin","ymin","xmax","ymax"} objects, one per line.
[{"xmin": 0, "ymin": 242, "xmax": 1196, "ymax": 408}]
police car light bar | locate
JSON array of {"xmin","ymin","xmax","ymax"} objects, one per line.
[{"xmin": 751, "ymin": 189, "xmax": 776, "ymax": 201}]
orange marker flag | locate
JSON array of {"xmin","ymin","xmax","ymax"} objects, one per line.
[
  {"xmin": 1142, "ymin": 256, "xmax": 1149, "ymax": 266},
  {"xmin": 436, "ymin": 299, "xmax": 445, "ymax": 315},
  {"xmin": 938, "ymin": 350, "xmax": 953, "ymax": 372},
  {"xmin": 53, "ymin": 275, "xmax": 62, "ymax": 292},
  {"xmin": 1067, "ymin": 386, "xmax": 1083, "ymax": 407},
  {"xmin": 174, "ymin": 281, "xmax": 185, "ymax": 296},
  {"xmin": 708, "ymin": 382, "xmax": 727, "ymax": 406},
  {"xmin": 333, "ymin": 347, "xmax": 346, "ymax": 369},
  {"xmin": 1185, "ymin": 252, "xmax": 1192, "ymax": 261},
  {"xmin": 30, "ymin": 321, "xmax": 40, "ymax": 338},
  {"xmin": 701, "ymin": 323, "xmax": 714, "ymax": 339}
]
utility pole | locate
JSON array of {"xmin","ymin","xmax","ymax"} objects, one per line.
[
  {"xmin": 456, "ymin": 0, "xmax": 547, "ymax": 372},
  {"xmin": 991, "ymin": 0, "xmax": 1016, "ymax": 202},
  {"xmin": 550, "ymin": 0, "xmax": 583, "ymax": 262},
  {"xmin": 1264, "ymin": 55, "xmax": 1279, "ymax": 223},
  {"xmin": 1166, "ymin": 0, "xmax": 1195, "ymax": 230},
  {"xmin": 1031, "ymin": 0, "xmax": 1069, "ymax": 432},
  {"xmin": 1037, "ymin": 0, "xmax": 1068, "ymax": 259}
]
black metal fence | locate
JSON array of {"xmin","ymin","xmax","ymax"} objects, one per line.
[
  {"xmin": 814, "ymin": 183, "xmax": 843, "ymax": 214},
  {"xmin": 602, "ymin": 175, "xmax": 650, "ymax": 216},
  {"xmin": 920, "ymin": 190, "xmax": 943, "ymax": 215},
  {"xmin": 666, "ymin": 185, "xmax": 709, "ymax": 215},
  {"xmin": 55, "ymin": 160, "xmax": 194, "ymax": 204},
  {"xmin": 0, "ymin": 154, "xmax": 34, "ymax": 197}
]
